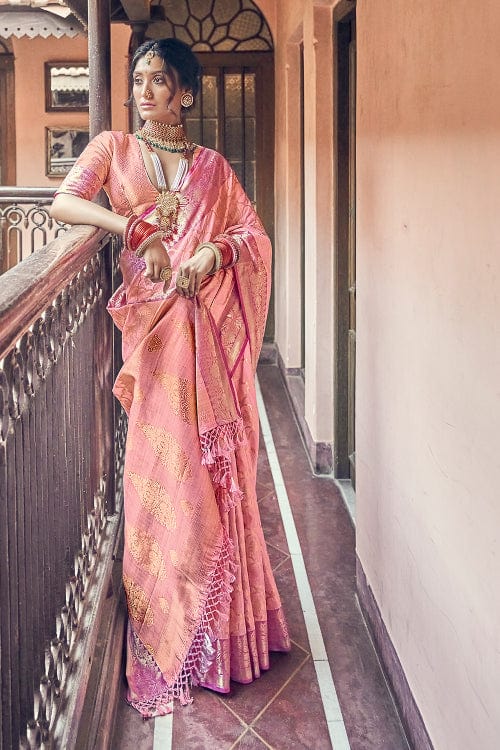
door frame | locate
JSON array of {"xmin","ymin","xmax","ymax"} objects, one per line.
[
  {"xmin": 334, "ymin": 7, "xmax": 356, "ymax": 481},
  {"xmin": 0, "ymin": 44, "xmax": 16, "ymax": 185}
]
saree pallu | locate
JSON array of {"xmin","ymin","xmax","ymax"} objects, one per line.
[{"xmin": 59, "ymin": 135, "xmax": 292, "ymax": 715}]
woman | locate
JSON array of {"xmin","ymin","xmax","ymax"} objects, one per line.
[{"xmin": 50, "ymin": 38, "xmax": 290, "ymax": 717}]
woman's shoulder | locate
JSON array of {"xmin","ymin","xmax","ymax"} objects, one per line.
[{"xmin": 90, "ymin": 130, "xmax": 136, "ymax": 149}]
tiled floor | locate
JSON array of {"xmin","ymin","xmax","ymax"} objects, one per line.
[{"xmin": 111, "ymin": 364, "xmax": 410, "ymax": 750}]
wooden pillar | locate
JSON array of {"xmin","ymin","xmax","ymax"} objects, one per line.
[
  {"xmin": 88, "ymin": 0, "xmax": 111, "ymax": 139},
  {"xmin": 128, "ymin": 22, "xmax": 149, "ymax": 132}
]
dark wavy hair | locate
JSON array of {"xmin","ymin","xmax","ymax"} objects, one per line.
[{"xmin": 126, "ymin": 38, "xmax": 201, "ymax": 110}]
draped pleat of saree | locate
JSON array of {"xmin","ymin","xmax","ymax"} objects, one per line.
[{"xmin": 57, "ymin": 133, "xmax": 291, "ymax": 716}]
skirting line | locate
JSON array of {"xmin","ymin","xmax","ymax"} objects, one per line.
[{"xmin": 153, "ymin": 376, "xmax": 351, "ymax": 749}]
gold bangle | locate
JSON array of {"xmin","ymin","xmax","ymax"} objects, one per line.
[
  {"xmin": 135, "ymin": 230, "xmax": 164, "ymax": 258},
  {"xmin": 196, "ymin": 241, "xmax": 222, "ymax": 274}
]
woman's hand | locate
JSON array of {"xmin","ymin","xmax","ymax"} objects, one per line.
[
  {"xmin": 142, "ymin": 241, "xmax": 172, "ymax": 291},
  {"xmin": 176, "ymin": 246, "xmax": 215, "ymax": 298}
]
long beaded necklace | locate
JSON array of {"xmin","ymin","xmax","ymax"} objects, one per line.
[{"xmin": 138, "ymin": 133, "xmax": 191, "ymax": 242}]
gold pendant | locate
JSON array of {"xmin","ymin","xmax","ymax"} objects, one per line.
[{"xmin": 155, "ymin": 190, "xmax": 180, "ymax": 235}]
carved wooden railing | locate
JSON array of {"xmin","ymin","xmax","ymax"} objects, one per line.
[
  {"xmin": 0, "ymin": 188, "xmax": 67, "ymax": 273},
  {"xmin": 0, "ymin": 225, "xmax": 126, "ymax": 750}
]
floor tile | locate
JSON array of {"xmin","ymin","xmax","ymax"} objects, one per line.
[
  {"xmin": 257, "ymin": 364, "xmax": 410, "ymax": 750},
  {"xmin": 272, "ymin": 558, "xmax": 310, "ymax": 653},
  {"xmin": 252, "ymin": 657, "xmax": 332, "ymax": 750},
  {"xmin": 111, "ymin": 696, "xmax": 154, "ymax": 750},
  {"xmin": 219, "ymin": 643, "xmax": 307, "ymax": 726},
  {"xmin": 233, "ymin": 729, "xmax": 273, "ymax": 748},
  {"xmin": 258, "ymin": 490, "xmax": 289, "ymax": 554},
  {"xmin": 266, "ymin": 540, "xmax": 290, "ymax": 571},
  {"xmin": 172, "ymin": 685, "xmax": 246, "ymax": 750}
]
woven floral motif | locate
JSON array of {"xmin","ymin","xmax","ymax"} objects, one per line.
[
  {"xmin": 124, "ymin": 575, "xmax": 155, "ymax": 627},
  {"xmin": 127, "ymin": 525, "xmax": 167, "ymax": 580},
  {"xmin": 153, "ymin": 370, "xmax": 196, "ymax": 424},
  {"xmin": 137, "ymin": 422, "xmax": 193, "ymax": 481},
  {"xmin": 128, "ymin": 472, "xmax": 177, "ymax": 530}
]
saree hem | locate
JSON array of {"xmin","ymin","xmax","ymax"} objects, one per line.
[{"xmin": 126, "ymin": 606, "xmax": 291, "ymax": 717}]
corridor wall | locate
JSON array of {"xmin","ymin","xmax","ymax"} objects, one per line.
[{"xmin": 355, "ymin": 1, "xmax": 500, "ymax": 748}]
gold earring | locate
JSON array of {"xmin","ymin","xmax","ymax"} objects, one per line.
[{"xmin": 181, "ymin": 92, "xmax": 194, "ymax": 108}]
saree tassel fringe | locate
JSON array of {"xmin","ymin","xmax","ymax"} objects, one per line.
[
  {"xmin": 199, "ymin": 418, "xmax": 246, "ymax": 464},
  {"xmin": 127, "ymin": 529, "xmax": 236, "ymax": 717},
  {"xmin": 200, "ymin": 419, "xmax": 245, "ymax": 512}
]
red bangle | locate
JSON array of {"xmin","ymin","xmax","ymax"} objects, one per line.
[
  {"xmin": 124, "ymin": 214, "xmax": 140, "ymax": 250},
  {"xmin": 125, "ymin": 218, "xmax": 163, "ymax": 255},
  {"xmin": 213, "ymin": 236, "xmax": 240, "ymax": 268}
]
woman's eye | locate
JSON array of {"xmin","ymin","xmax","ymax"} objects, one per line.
[
  {"xmin": 133, "ymin": 78, "xmax": 142, "ymax": 86},
  {"xmin": 153, "ymin": 76, "xmax": 164, "ymax": 84}
]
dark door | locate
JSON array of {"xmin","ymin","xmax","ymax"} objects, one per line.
[
  {"xmin": 0, "ymin": 50, "xmax": 16, "ymax": 185},
  {"xmin": 185, "ymin": 52, "xmax": 275, "ymax": 338},
  {"xmin": 335, "ymin": 12, "xmax": 356, "ymax": 485}
]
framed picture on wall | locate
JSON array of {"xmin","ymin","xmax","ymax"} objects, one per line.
[
  {"xmin": 45, "ymin": 62, "xmax": 89, "ymax": 111},
  {"xmin": 46, "ymin": 127, "xmax": 89, "ymax": 177}
]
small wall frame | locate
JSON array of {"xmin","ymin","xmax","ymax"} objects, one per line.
[
  {"xmin": 46, "ymin": 127, "xmax": 89, "ymax": 177},
  {"xmin": 45, "ymin": 62, "xmax": 89, "ymax": 112}
]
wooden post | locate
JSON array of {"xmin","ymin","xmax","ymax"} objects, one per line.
[
  {"xmin": 128, "ymin": 22, "xmax": 149, "ymax": 133},
  {"xmin": 88, "ymin": 0, "xmax": 111, "ymax": 139}
]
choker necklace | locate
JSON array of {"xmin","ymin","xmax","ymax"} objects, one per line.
[{"xmin": 135, "ymin": 120, "xmax": 195, "ymax": 155}]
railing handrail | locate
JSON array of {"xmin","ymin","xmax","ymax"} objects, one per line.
[
  {"xmin": 0, "ymin": 186, "xmax": 57, "ymax": 203},
  {"xmin": 0, "ymin": 225, "xmax": 125, "ymax": 749},
  {"xmin": 0, "ymin": 224, "xmax": 108, "ymax": 360}
]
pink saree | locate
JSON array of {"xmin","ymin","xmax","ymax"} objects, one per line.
[{"xmin": 57, "ymin": 131, "xmax": 290, "ymax": 715}]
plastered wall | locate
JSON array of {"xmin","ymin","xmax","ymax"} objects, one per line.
[
  {"xmin": 355, "ymin": 1, "xmax": 500, "ymax": 747},
  {"xmin": 13, "ymin": 24, "xmax": 130, "ymax": 187}
]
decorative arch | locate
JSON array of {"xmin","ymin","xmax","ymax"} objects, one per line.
[{"xmin": 154, "ymin": 0, "xmax": 273, "ymax": 51}]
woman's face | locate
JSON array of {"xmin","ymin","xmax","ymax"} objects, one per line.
[{"xmin": 132, "ymin": 54, "xmax": 186, "ymax": 124}]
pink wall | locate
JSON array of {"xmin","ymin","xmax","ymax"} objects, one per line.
[
  {"xmin": 13, "ymin": 35, "xmax": 89, "ymax": 187},
  {"xmin": 13, "ymin": 25, "xmax": 130, "ymax": 187},
  {"xmin": 356, "ymin": 1, "xmax": 500, "ymax": 748}
]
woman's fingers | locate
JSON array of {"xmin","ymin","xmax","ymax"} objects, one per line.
[
  {"xmin": 176, "ymin": 267, "xmax": 204, "ymax": 298},
  {"xmin": 176, "ymin": 248, "xmax": 215, "ymax": 297},
  {"xmin": 176, "ymin": 264, "xmax": 190, "ymax": 296},
  {"xmin": 142, "ymin": 242, "xmax": 171, "ymax": 284},
  {"xmin": 144, "ymin": 262, "xmax": 160, "ymax": 281},
  {"xmin": 194, "ymin": 271, "xmax": 203, "ymax": 295}
]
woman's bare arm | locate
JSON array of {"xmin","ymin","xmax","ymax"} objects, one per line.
[
  {"xmin": 50, "ymin": 192, "xmax": 175, "ymax": 284},
  {"xmin": 50, "ymin": 193, "xmax": 215, "ymax": 291},
  {"xmin": 50, "ymin": 193, "xmax": 127, "ymax": 235}
]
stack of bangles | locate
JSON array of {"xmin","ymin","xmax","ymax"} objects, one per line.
[
  {"xmin": 124, "ymin": 214, "xmax": 172, "ymax": 284},
  {"xmin": 196, "ymin": 235, "xmax": 241, "ymax": 274},
  {"xmin": 124, "ymin": 215, "xmax": 164, "ymax": 257},
  {"xmin": 123, "ymin": 215, "xmax": 242, "ymax": 283}
]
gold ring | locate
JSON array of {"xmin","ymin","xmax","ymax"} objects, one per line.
[
  {"xmin": 177, "ymin": 275, "xmax": 190, "ymax": 289},
  {"xmin": 159, "ymin": 266, "xmax": 172, "ymax": 283}
]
